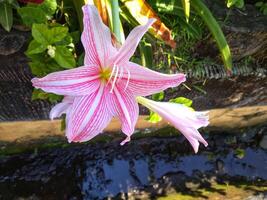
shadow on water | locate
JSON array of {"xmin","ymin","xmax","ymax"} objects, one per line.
[{"xmin": 0, "ymin": 125, "xmax": 266, "ymax": 199}]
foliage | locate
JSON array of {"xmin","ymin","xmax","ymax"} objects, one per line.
[
  {"xmin": 226, "ymin": 0, "xmax": 244, "ymax": 8},
  {"xmin": 18, "ymin": 0, "xmax": 78, "ymax": 102},
  {"xmin": 191, "ymin": 0, "xmax": 232, "ymax": 72},
  {"xmin": 255, "ymin": 1, "xmax": 267, "ymax": 15},
  {"xmin": 0, "ymin": 0, "xmax": 18, "ymax": 32},
  {"xmin": 1, "ymin": 0, "xmax": 259, "ymax": 110}
]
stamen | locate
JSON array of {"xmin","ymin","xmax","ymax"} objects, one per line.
[
  {"xmin": 117, "ymin": 66, "xmax": 124, "ymax": 82},
  {"xmin": 124, "ymin": 67, "xmax": 131, "ymax": 91},
  {"xmin": 110, "ymin": 64, "xmax": 120, "ymax": 93},
  {"xmin": 107, "ymin": 64, "xmax": 117, "ymax": 85}
]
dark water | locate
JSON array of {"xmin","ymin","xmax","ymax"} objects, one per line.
[{"xmin": 0, "ymin": 126, "xmax": 266, "ymax": 200}]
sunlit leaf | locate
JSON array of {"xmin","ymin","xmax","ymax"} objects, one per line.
[
  {"xmin": 120, "ymin": 0, "xmax": 176, "ymax": 48},
  {"xmin": 169, "ymin": 97, "xmax": 193, "ymax": 107},
  {"xmin": 181, "ymin": 0, "xmax": 190, "ymax": 23},
  {"xmin": 93, "ymin": 0, "xmax": 109, "ymax": 26},
  {"xmin": 146, "ymin": 111, "xmax": 162, "ymax": 123}
]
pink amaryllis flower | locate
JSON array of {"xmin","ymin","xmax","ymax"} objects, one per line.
[
  {"xmin": 32, "ymin": 4, "xmax": 186, "ymax": 144},
  {"xmin": 137, "ymin": 97, "xmax": 209, "ymax": 153}
]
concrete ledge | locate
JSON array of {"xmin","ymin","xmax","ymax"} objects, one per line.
[{"xmin": 0, "ymin": 106, "xmax": 266, "ymax": 143}]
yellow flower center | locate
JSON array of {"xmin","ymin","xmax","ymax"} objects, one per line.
[{"xmin": 99, "ymin": 67, "xmax": 111, "ymax": 83}]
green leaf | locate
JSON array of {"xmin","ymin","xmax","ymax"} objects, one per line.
[
  {"xmin": 152, "ymin": 91, "xmax": 164, "ymax": 101},
  {"xmin": 28, "ymin": 54, "xmax": 62, "ymax": 76},
  {"xmin": 26, "ymin": 40, "xmax": 47, "ymax": 55},
  {"xmin": 169, "ymin": 97, "xmax": 193, "ymax": 107},
  {"xmin": 38, "ymin": 0, "xmax": 57, "ymax": 18},
  {"xmin": 17, "ymin": 7, "xmax": 47, "ymax": 27},
  {"xmin": 139, "ymin": 40, "xmax": 153, "ymax": 68},
  {"xmin": 32, "ymin": 88, "xmax": 62, "ymax": 102},
  {"xmin": 181, "ymin": 0, "xmax": 190, "ymax": 22},
  {"xmin": 234, "ymin": 148, "xmax": 245, "ymax": 159},
  {"xmin": 191, "ymin": 0, "xmax": 233, "ymax": 71},
  {"xmin": 255, "ymin": 2, "xmax": 263, "ymax": 7},
  {"xmin": 227, "ymin": 0, "xmax": 244, "ymax": 8},
  {"xmin": 77, "ymin": 52, "xmax": 85, "ymax": 66},
  {"xmin": 32, "ymin": 24, "xmax": 68, "ymax": 45},
  {"xmin": 54, "ymin": 46, "xmax": 75, "ymax": 68},
  {"xmin": 0, "ymin": 3, "xmax": 13, "ymax": 32},
  {"xmin": 146, "ymin": 111, "xmax": 162, "ymax": 123}
]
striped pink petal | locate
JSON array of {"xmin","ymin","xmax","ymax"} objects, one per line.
[
  {"xmin": 31, "ymin": 65, "xmax": 101, "ymax": 96},
  {"xmin": 106, "ymin": 84, "xmax": 139, "ymax": 145},
  {"xmin": 66, "ymin": 84, "xmax": 112, "ymax": 142},
  {"xmin": 137, "ymin": 97, "xmax": 209, "ymax": 153},
  {"xmin": 113, "ymin": 19, "xmax": 156, "ymax": 65},
  {"xmin": 49, "ymin": 96, "xmax": 74, "ymax": 120},
  {"xmin": 82, "ymin": 5, "xmax": 117, "ymax": 67},
  {"xmin": 119, "ymin": 62, "xmax": 186, "ymax": 96}
]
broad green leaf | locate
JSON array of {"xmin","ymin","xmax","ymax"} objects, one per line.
[
  {"xmin": 181, "ymin": 0, "xmax": 190, "ymax": 22},
  {"xmin": 32, "ymin": 24, "xmax": 50, "ymax": 45},
  {"xmin": 26, "ymin": 40, "xmax": 47, "ymax": 55},
  {"xmin": 0, "ymin": 3, "xmax": 13, "ymax": 32},
  {"xmin": 191, "ymin": 0, "xmax": 232, "ymax": 71},
  {"xmin": 152, "ymin": 91, "xmax": 164, "ymax": 101},
  {"xmin": 17, "ymin": 7, "xmax": 47, "ymax": 27},
  {"xmin": 54, "ymin": 46, "xmax": 75, "ymax": 68},
  {"xmin": 146, "ymin": 111, "xmax": 162, "ymax": 123},
  {"xmin": 32, "ymin": 24, "xmax": 68, "ymax": 45},
  {"xmin": 169, "ymin": 97, "xmax": 193, "ymax": 107}
]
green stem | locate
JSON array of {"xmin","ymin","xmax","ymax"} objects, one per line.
[{"xmin": 111, "ymin": 0, "xmax": 122, "ymax": 43}]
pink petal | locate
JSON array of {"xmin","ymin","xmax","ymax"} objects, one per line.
[
  {"xmin": 66, "ymin": 84, "xmax": 112, "ymax": 142},
  {"xmin": 137, "ymin": 97, "xmax": 209, "ymax": 153},
  {"xmin": 106, "ymin": 84, "xmax": 139, "ymax": 143},
  {"xmin": 50, "ymin": 96, "xmax": 74, "ymax": 119},
  {"xmin": 32, "ymin": 65, "xmax": 101, "ymax": 96},
  {"xmin": 113, "ymin": 19, "xmax": 156, "ymax": 65},
  {"xmin": 119, "ymin": 62, "xmax": 186, "ymax": 96},
  {"xmin": 82, "ymin": 5, "xmax": 117, "ymax": 67},
  {"xmin": 49, "ymin": 96, "xmax": 74, "ymax": 120}
]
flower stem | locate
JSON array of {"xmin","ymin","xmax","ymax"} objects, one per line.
[{"xmin": 111, "ymin": 0, "xmax": 122, "ymax": 43}]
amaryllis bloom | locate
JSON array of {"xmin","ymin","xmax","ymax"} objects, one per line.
[
  {"xmin": 137, "ymin": 97, "xmax": 209, "ymax": 153},
  {"xmin": 18, "ymin": 0, "xmax": 44, "ymax": 4},
  {"xmin": 32, "ymin": 4, "xmax": 186, "ymax": 144}
]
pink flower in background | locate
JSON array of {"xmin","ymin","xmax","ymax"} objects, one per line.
[
  {"xmin": 32, "ymin": 4, "xmax": 186, "ymax": 145},
  {"xmin": 137, "ymin": 97, "xmax": 209, "ymax": 153}
]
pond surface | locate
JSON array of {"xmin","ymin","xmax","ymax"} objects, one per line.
[{"xmin": 0, "ymin": 125, "xmax": 266, "ymax": 199}]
